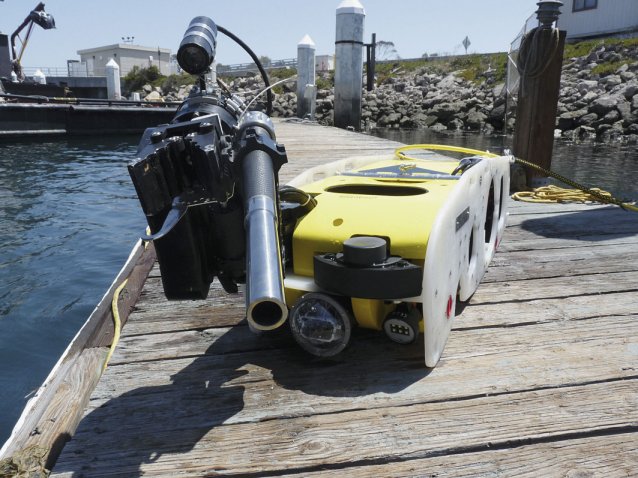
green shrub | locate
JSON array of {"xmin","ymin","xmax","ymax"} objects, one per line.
[
  {"xmin": 316, "ymin": 76, "xmax": 333, "ymax": 90},
  {"xmin": 269, "ymin": 67, "xmax": 297, "ymax": 80},
  {"xmin": 123, "ymin": 65, "xmax": 163, "ymax": 92},
  {"xmin": 162, "ymin": 72, "xmax": 196, "ymax": 92}
]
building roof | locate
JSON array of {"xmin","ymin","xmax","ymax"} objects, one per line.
[{"xmin": 77, "ymin": 44, "xmax": 171, "ymax": 55}]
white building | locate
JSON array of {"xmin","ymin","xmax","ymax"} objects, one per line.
[
  {"xmin": 558, "ymin": 0, "xmax": 638, "ymax": 41},
  {"xmin": 316, "ymin": 54, "xmax": 334, "ymax": 72},
  {"xmin": 75, "ymin": 44, "xmax": 172, "ymax": 77}
]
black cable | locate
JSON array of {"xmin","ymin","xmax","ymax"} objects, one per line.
[{"xmin": 217, "ymin": 25, "xmax": 273, "ymax": 116}]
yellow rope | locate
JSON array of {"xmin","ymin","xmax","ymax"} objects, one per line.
[
  {"xmin": 512, "ymin": 185, "xmax": 615, "ymax": 203},
  {"xmin": 103, "ymin": 279, "xmax": 128, "ymax": 372}
]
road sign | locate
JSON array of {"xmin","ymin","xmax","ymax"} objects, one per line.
[{"xmin": 462, "ymin": 36, "xmax": 471, "ymax": 54}]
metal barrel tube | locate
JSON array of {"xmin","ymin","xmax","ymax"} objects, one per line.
[{"xmin": 242, "ymin": 148, "xmax": 288, "ymax": 331}]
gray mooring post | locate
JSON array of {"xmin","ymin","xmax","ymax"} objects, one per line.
[
  {"xmin": 105, "ymin": 58, "xmax": 121, "ymax": 100},
  {"xmin": 334, "ymin": 0, "xmax": 365, "ymax": 130},
  {"xmin": 513, "ymin": 0, "xmax": 566, "ymax": 187},
  {"xmin": 296, "ymin": 34, "xmax": 316, "ymax": 119},
  {"xmin": 365, "ymin": 32, "xmax": 376, "ymax": 92}
]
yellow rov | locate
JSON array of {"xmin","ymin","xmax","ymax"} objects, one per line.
[{"xmin": 255, "ymin": 145, "xmax": 510, "ymax": 367}]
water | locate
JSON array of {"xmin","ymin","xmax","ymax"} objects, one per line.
[
  {"xmin": 0, "ymin": 137, "xmax": 144, "ymax": 444},
  {"xmin": 1, "ymin": 130, "xmax": 637, "ymax": 446}
]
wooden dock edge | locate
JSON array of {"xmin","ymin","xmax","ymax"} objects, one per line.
[{"xmin": 0, "ymin": 239, "xmax": 157, "ymax": 469}]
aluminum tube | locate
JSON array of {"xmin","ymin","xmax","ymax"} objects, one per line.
[{"xmin": 242, "ymin": 150, "xmax": 288, "ymax": 331}]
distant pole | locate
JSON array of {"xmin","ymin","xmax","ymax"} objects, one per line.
[
  {"xmin": 513, "ymin": 0, "xmax": 565, "ymax": 187},
  {"xmin": 105, "ymin": 58, "xmax": 121, "ymax": 100},
  {"xmin": 365, "ymin": 32, "xmax": 376, "ymax": 91},
  {"xmin": 334, "ymin": 0, "xmax": 365, "ymax": 130},
  {"xmin": 296, "ymin": 34, "xmax": 316, "ymax": 119},
  {"xmin": 157, "ymin": 47, "xmax": 160, "ymax": 73}
]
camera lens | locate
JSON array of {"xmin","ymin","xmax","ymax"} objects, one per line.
[{"xmin": 177, "ymin": 16, "xmax": 218, "ymax": 75}]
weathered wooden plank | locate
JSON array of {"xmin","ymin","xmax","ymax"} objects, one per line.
[
  {"xmin": 80, "ymin": 315, "xmax": 638, "ymax": 427},
  {"xmin": 14, "ymin": 348, "xmax": 106, "ymax": 470},
  {"xmin": 130, "ymin": 241, "xmax": 638, "ymax": 335},
  {"xmin": 498, "ymin": 231, "xmax": 637, "ymax": 253},
  {"xmin": 111, "ymin": 284, "xmax": 638, "ymax": 336},
  {"xmin": 471, "ymin": 270, "xmax": 638, "ymax": 304},
  {"xmin": 50, "ymin": 380, "xmax": 638, "ymax": 477},
  {"xmin": 457, "ymin": 290, "xmax": 637, "ymax": 328},
  {"xmin": 281, "ymin": 433, "xmax": 638, "ymax": 478},
  {"xmin": 109, "ymin": 312, "xmax": 636, "ymax": 368},
  {"xmin": 122, "ymin": 266, "xmax": 638, "ymax": 340},
  {"xmin": 125, "ymin": 278, "xmax": 245, "ymax": 333},
  {"xmin": 484, "ymin": 241, "xmax": 638, "ymax": 282},
  {"xmin": 86, "ymin": 243, "xmax": 157, "ymax": 348}
]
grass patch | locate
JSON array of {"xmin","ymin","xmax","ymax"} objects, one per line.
[
  {"xmin": 564, "ymin": 39, "xmax": 601, "ymax": 59},
  {"xmin": 592, "ymin": 60, "xmax": 628, "ymax": 76},
  {"xmin": 564, "ymin": 36, "xmax": 638, "ymax": 61},
  {"xmin": 316, "ymin": 76, "xmax": 333, "ymax": 90},
  {"xmin": 268, "ymin": 67, "xmax": 297, "ymax": 80},
  {"xmin": 373, "ymin": 53, "xmax": 508, "ymax": 85}
]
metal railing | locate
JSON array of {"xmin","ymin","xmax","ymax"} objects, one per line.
[
  {"xmin": 217, "ymin": 58, "xmax": 297, "ymax": 75},
  {"xmin": 23, "ymin": 57, "xmax": 297, "ymax": 80},
  {"xmin": 22, "ymin": 67, "xmax": 70, "ymax": 77},
  {"xmin": 21, "ymin": 65, "xmax": 177, "ymax": 79}
]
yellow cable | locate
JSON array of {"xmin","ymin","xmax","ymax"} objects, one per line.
[{"xmin": 103, "ymin": 278, "xmax": 128, "ymax": 372}]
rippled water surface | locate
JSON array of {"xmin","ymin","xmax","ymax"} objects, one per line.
[
  {"xmin": 0, "ymin": 137, "xmax": 144, "ymax": 442},
  {"xmin": 1, "ymin": 130, "xmax": 637, "ymax": 445}
]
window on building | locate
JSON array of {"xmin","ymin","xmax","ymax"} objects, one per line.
[{"xmin": 573, "ymin": 0, "xmax": 597, "ymax": 12}]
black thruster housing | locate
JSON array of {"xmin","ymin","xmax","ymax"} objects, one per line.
[{"xmin": 313, "ymin": 253, "xmax": 423, "ymax": 299}]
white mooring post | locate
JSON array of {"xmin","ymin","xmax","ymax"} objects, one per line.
[
  {"xmin": 297, "ymin": 34, "xmax": 316, "ymax": 119},
  {"xmin": 105, "ymin": 59, "xmax": 121, "ymax": 100},
  {"xmin": 334, "ymin": 0, "xmax": 365, "ymax": 130}
]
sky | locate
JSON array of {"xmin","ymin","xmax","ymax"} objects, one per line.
[{"xmin": 1, "ymin": 0, "xmax": 538, "ymax": 69}]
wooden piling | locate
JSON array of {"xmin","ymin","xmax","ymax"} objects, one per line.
[{"xmin": 513, "ymin": 26, "xmax": 566, "ymax": 186}]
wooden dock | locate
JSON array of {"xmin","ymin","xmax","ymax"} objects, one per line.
[{"xmin": 9, "ymin": 120, "xmax": 638, "ymax": 476}]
